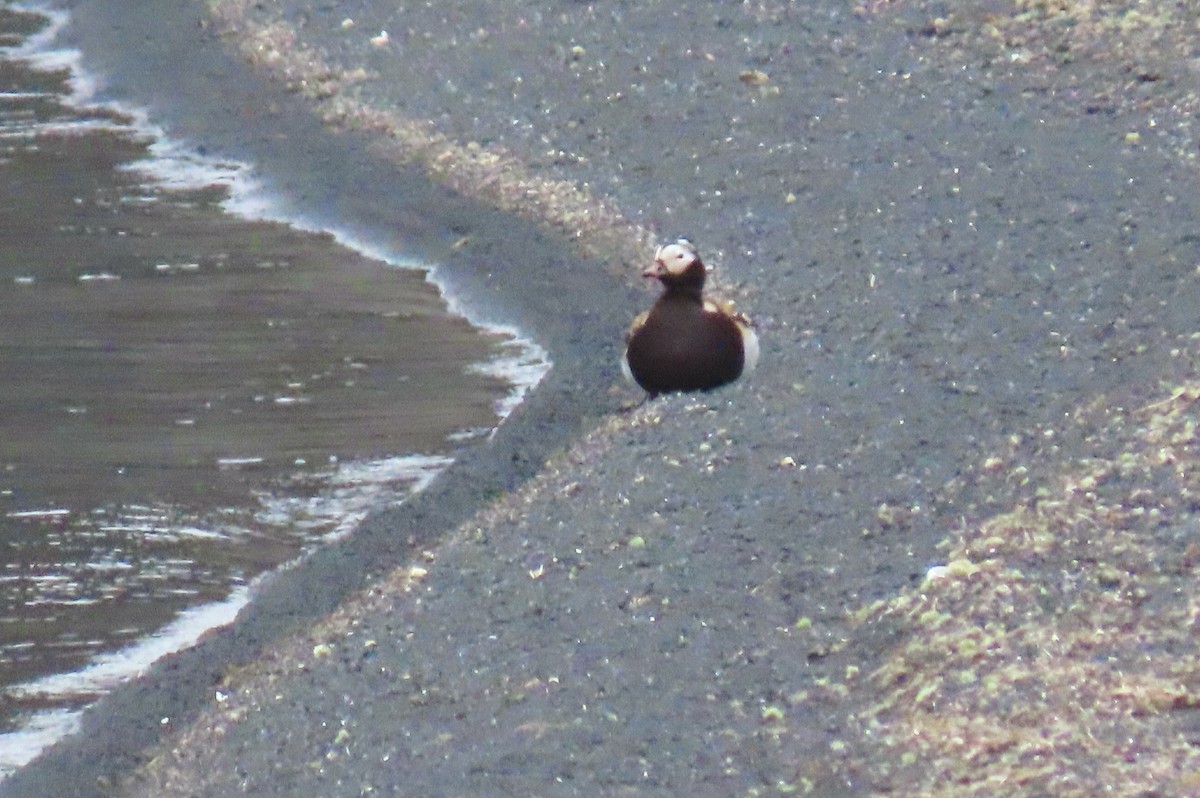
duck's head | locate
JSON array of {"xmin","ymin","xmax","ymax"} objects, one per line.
[{"xmin": 644, "ymin": 239, "xmax": 707, "ymax": 292}]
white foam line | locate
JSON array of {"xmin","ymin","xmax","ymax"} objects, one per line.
[
  {"xmin": 0, "ymin": 585, "xmax": 251, "ymax": 778},
  {"xmin": 2, "ymin": 4, "xmax": 101, "ymax": 104},
  {"xmin": 470, "ymin": 338, "xmax": 552, "ymax": 422},
  {"xmin": 0, "ymin": 90, "xmax": 54, "ymax": 100},
  {"xmin": 206, "ymin": 197, "xmax": 552, "ymax": 418},
  {"xmin": 9, "ymin": 586, "xmax": 250, "ymax": 699},
  {"xmin": 0, "ymin": 118, "xmax": 140, "ymax": 140},
  {"xmin": 257, "ymin": 453, "xmax": 455, "ymax": 542},
  {"xmin": 6, "ymin": 508, "xmax": 70, "ymax": 519},
  {"xmin": 326, "ymin": 452, "xmax": 454, "ymax": 490},
  {"xmin": 282, "ymin": 221, "xmax": 552, "ymax": 418},
  {"xmin": 0, "ymin": 710, "xmax": 80, "ymax": 780}
]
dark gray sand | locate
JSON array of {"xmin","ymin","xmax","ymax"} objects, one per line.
[{"xmin": 9, "ymin": 0, "xmax": 1200, "ymax": 795}]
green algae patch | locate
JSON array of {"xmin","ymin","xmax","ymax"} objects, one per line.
[{"xmin": 848, "ymin": 383, "xmax": 1200, "ymax": 796}]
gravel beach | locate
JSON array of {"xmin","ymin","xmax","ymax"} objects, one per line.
[{"xmin": 10, "ymin": 0, "xmax": 1200, "ymax": 795}]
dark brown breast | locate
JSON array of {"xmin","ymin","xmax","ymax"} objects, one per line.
[{"xmin": 624, "ymin": 294, "xmax": 746, "ymax": 395}]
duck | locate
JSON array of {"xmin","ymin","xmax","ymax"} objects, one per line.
[{"xmin": 623, "ymin": 239, "xmax": 759, "ymax": 396}]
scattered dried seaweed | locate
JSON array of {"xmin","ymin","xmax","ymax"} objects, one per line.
[
  {"xmin": 881, "ymin": 0, "xmax": 1200, "ymax": 170},
  {"xmin": 206, "ymin": 0, "xmax": 654, "ymax": 268},
  {"xmin": 850, "ymin": 382, "xmax": 1200, "ymax": 797}
]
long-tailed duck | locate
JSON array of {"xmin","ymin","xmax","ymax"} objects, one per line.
[{"xmin": 623, "ymin": 239, "xmax": 759, "ymax": 396}]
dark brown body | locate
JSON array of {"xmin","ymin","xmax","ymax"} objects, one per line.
[
  {"xmin": 623, "ymin": 240, "xmax": 757, "ymax": 396},
  {"xmin": 625, "ymin": 293, "xmax": 747, "ymax": 395}
]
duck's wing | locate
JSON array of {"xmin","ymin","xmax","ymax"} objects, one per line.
[
  {"xmin": 702, "ymin": 299, "xmax": 759, "ymax": 373},
  {"xmin": 625, "ymin": 309, "xmax": 651, "ymax": 344}
]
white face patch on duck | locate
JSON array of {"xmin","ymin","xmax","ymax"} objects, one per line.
[{"xmin": 654, "ymin": 241, "xmax": 700, "ymax": 277}]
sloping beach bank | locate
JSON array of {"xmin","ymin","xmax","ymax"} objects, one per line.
[{"xmin": 11, "ymin": 0, "xmax": 1200, "ymax": 795}]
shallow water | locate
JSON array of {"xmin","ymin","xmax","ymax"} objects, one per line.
[{"xmin": 0, "ymin": 4, "xmax": 534, "ymax": 769}]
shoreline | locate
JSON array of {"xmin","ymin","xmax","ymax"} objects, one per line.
[
  {"xmin": 0, "ymin": 0, "xmax": 553, "ymax": 773},
  {"xmin": 10, "ymin": 0, "xmax": 1200, "ymax": 794},
  {"xmin": 1, "ymin": 0, "xmax": 624, "ymax": 784}
]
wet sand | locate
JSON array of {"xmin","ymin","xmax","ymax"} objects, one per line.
[{"xmin": 9, "ymin": 0, "xmax": 1200, "ymax": 795}]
